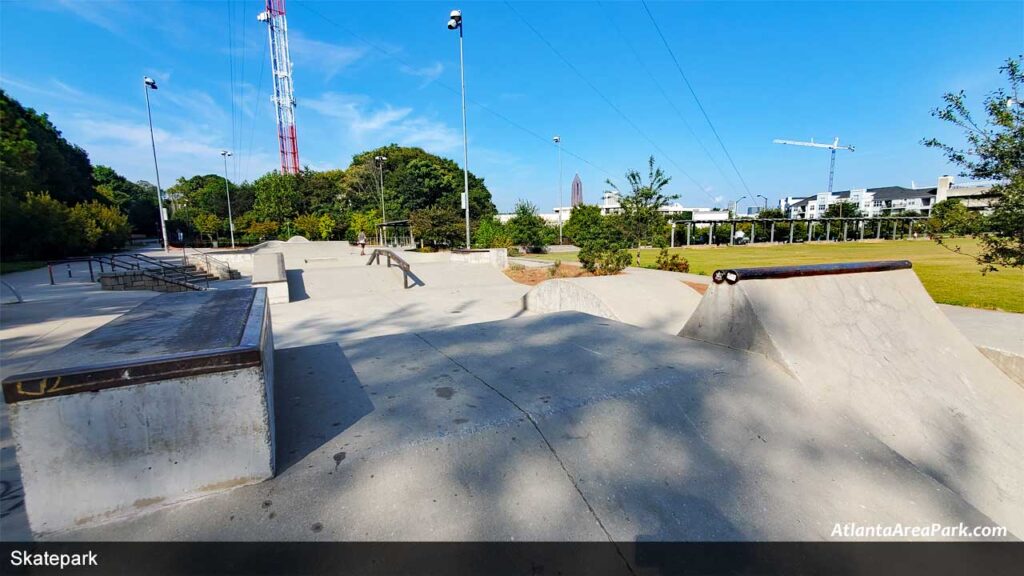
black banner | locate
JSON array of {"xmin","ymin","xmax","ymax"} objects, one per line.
[{"xmin": 0, "ymin": 542, "xmax": 1020, "ymax": 576}]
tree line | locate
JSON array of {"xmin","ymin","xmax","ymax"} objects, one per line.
[{"xmin": 0, "ymin": 89, "xmax": 500, "ymax": 260}]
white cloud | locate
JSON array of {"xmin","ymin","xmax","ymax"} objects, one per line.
[
  {"xmin": 304, "ymin": 92, "xmax": 460, "ymax": 154},
  {"xmin": 289, "ymin": 32, "xmax": 367, "ymax": 80},
  {"xmin": 400, "ymin": 62, "xmax": 445, "ymax": 86},
  {"xmin": 64, "ymin": 113, "xmax": 276, "ymax": 185}
]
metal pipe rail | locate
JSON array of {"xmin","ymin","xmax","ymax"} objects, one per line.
[
  {"xmin": 47, "ymin": 257, "xmax": 135, "ymax": 285},
  {"xmin": 712, "ymin": 260, "xmax": 912, "ymax": 285},
  {"xmin": 366, "ymin": 249, "xmax": 416, "ymax": 289},
  {"xmin": 110, "ymin": 253, "xmax": 210, "ymax": 288}
]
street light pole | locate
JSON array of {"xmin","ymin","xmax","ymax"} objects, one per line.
[
  {"xmin": 756, "ymin": 194, "xmax": 768, "ymax": 211},
  {"xmin": 733, "ymin": 195, "xmax": 747, "ymax": 217},
  {"xmin": 144, "ymin": 76, "xmax": 170, "ymax": 252},
  {"xmin": 220, "ymin": 150, "xmax": 236, "ymax": 248},
  {"xmin": 375, "ymin": 154, "xmax": 388, "ymax": 245},
  {"xmin": 554, "ymin": 135, "xmax": 563, "ymax": 244},
  {"xmin": 449, "ymin": 9, "xmax": 471, "ymax": 249}
]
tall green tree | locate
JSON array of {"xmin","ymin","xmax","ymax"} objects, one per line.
[
  {"xmin": 607, "ymin": 156, "xmax": 678, "ymax": 259},
  {"xmin": 505, "ymin": 200, "xmax": 548, "ymax": 252},
  {"xmin": 923, "ymin": 56, "xmax": 1024, "ymax": 270}
]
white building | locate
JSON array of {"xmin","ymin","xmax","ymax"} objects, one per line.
[{"xmin": 783, "ymin": 176, "xmax": 996, "ymax": 219}]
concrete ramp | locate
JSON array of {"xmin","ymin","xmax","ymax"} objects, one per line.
[
  {"xmin": 680, "ymin": 261, "xmax": 1024, "ymax": 536},
  {"xmin": 524, "ymin": 267, "xmax": 705, "ymax": 334}
]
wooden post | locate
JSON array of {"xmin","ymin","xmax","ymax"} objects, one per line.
[
  {"xmin": 686, "ymin": 223, "xmax": 691, "ymax": 246},
  {"xmin": 770, "ymin": 222, "xmax": 775, "ymax": 243},
  {"xmin": 708, "ymin": 223, "xmax": 714, "ymax": 245},
  {"xmin": 730, "ymin": 222, "xmax": 736, "ymax": 245},
  {"xmin": 789, "ymin": 221, "xmax": 794, "ymax": 243}
]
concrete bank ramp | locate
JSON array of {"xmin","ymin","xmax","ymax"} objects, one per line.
[
  {"xmin": 680, "ymin": 261, "xmax": 1024, "ymax": 536},
  {"xmin": 524, "ymin": 267, "xmax": 705, "ymax": 334},
  {"xmin": 55, "ymin": 313, "xmax": 1008, "ymax": 543}
]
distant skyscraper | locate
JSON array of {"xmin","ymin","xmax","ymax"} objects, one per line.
[{"xmin": 571, "ymin": 173, "xmax": 583, "ymax": 206}]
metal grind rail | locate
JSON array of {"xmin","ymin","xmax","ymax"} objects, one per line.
[
  {"xmin": 712, "ymin": 260, "xmax": 912, "ymax": 285},
  {"xmin": 366, "ymin": 249, "xmax": 421, "ymax": 289}
]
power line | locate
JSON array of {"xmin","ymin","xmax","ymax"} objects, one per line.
[
  {"xmin": 227, "ymin": 0, "xmax": 238, "ymax": 183},
  {"xmin": 641, "ymin": 0, "xmax": 752, "ymax": 197},
  {"xmin": 291, "ymin": 0, "xmax": 618, "ymax": 184},
  {"xmin": 502, "ymin": 1, "xmax": 716, "ymax": 203},
  {"xmin": 597, "ymin": 0, "xmax": 738, "ymax": 198},
  {"xmin": 245, "ymin": 20, "xmax": 268, "ymax": 182}
]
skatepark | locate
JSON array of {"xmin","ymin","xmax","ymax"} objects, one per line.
[{"xmin": 1, "ymin": 240, "xmax": 1021, "ymax": 546}]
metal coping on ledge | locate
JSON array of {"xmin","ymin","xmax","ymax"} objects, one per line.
[
  {"xmin": 711, "ymin": 260, "xmax": 913, "ymax": 285},
  {"xmin": 2, "ymin": 289, "xmax": 270, "ymax": 404}
]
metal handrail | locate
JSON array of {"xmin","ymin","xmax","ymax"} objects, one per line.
[
  {"xmin": 110, "ymin": 254, "xmax": 209, "ymax": 287},
  {"xmin": 183, "ymin": 247, "xmax": 234, "ymax": 277},
  {"xmin": 47, "ymin": 257, "xmax": 134, "ymax": 285},
  {"xmin": 366, "ymin": 249, "xmax": 418, "ymax": 289}
]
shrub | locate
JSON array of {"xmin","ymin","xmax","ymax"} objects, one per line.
[
  {"xmin": 410, "ymin": 204, "xmax": 463, "ymax": 248},
  {"xmin": 294, "ymin": 213, "xmax": 321, "ymax": 239},
  {"xmin": 506, "ymin": 200, "xmax": 548, "ymax": 253},
  {"xmin": 654, "ymin": 248, "xmax": 690, "ymax": 272},
  {"xmin": 474, "ymin": 217, "xmax": 513, "ymax": 249},
  {"xmin": 246, "ymin": 220, "xmax": 280, "ymax": 241},
  {"xmin": 578, "ymin": 243, "xmax": 631, "ymax": 275}
]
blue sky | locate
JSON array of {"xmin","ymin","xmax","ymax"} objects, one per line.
[{"xmin": 1, "ymin": 1, "xmax": 1020, "ymax": 212}]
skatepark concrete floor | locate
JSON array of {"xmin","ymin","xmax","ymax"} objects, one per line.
[{"xmin": 1, "ymin": 246, "xmax": 1021, "ymax": 542}]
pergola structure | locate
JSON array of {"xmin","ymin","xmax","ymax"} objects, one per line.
[
  {"xmin": 375, "ymin": 220, "xmax": 414, "ymax": 248},
  {"xmin": 669, "ymin": 216, "xmax": 930, "ymax": 247}
]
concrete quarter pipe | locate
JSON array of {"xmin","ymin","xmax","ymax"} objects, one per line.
[{"xmin": 680, "ymin": 261, "xmax": 1024, "ymax": 536}]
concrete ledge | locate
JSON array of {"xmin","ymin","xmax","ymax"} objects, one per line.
[
  {"xmin": 450, "ymin": 248, "xmax": 509, "ymax": 269},
  {"xmin": 252, "ymin": 252, "xmax": 289, "ymax": 304},
  {"xmin": 3, "ymin": 288, "xmax": 275, "ymax": 535}
]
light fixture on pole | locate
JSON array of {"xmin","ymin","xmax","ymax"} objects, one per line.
[
  {"xmin": 755, "ymin": 194, "xmax": 768, "ymax": 212},
  {"xmin": 733, "ymin": 195, "xmax": 747, "ymax": 216},
  {"xmin": 143, "ymin": 76, "xmax": 170, "ymax": 252},
  {"xmin": 448, "ymin": 9, "xmax": 471, "ymax": 249},
  {"xmin": 553, "ymin": 135, "xmax": 563, "ymax": 244},
  {"xmin": 220, "ymin": 150, "xmax": 236, "ymax": 248},
  {"xmin": 374, "ymin": 155, "xmax": 388, "ymax": 245}
]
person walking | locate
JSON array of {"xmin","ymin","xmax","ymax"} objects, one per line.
[{"xmin": 357, "ymin": 230, "xmax": 367, "ymax": 255}]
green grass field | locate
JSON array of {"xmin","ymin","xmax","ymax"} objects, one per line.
[
  {"xmin": 529, "ymin": 239, "xmax": 1024, "ymax": 313},
  {"xmin": 0, "ymin": 260, "xmax": 46, "ymax": 275}
]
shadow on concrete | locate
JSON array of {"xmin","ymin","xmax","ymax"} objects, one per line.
[
  {"xmin": 273, "ymin": 342, "xmax": 374, "ymax": 474},
  {"xmin": 286, "ymin": 270, "xmax": 309, "ymax": 302}
]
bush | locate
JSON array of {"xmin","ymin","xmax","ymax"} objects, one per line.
[
  {"xmin": 246, "ymin": 220, "xmax": 280, "ymax": 241},
  {"xmin": 410, "ymin": 204, "xmax": 463, "ymax": 248},
  {"xmin": 506, "ymin": 200, "xmax": 548, "ymax": 253},
  {"xmin": 579, "ymin": 245, "xmax": 631, "ymax": 275},
  {"xmin": 654, "ymin": 248, "xmax": 690, "ymax": 272},
  {"xmin": 474, "ymin": 217, "xmax": 513, "ymax": 248},
  {"xmin": 294, "ymin": 213, "xmax": 321, "ymax": 239}
]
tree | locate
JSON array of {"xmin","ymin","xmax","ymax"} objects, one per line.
[
  {"xmin": 317, "ymin": 214, "xmax": 337, "ymax": 240},
  {"xmin": 822, "ymin": 201, "xmax": 863, "ymax": 219},
  {"xmin": 607, "ymin": 156, "xmax": 678, "ymax": 259},
  {"xmin": 928, "ymin": 198, "xmax": 984, "ymax": 237},
  {"xmin": 923, "ymin": 56, "xmax": 1024, "ymax": 270},
  {"xmin": 193, "ymin": 212, "xmax": 223, "ymax": 244},
  {"xmin": 473, "ymin": 217, "xmax": 512, "ymax": 248},
  {"xmin": 246, "ymin": 220, "xmax": 280, "ymax": 241},
  {"xmin": 0, "ymin": 90, "xmax": 94, "ymax": 205},
  {"xmin": 562, "ymin": 204, "xmax": 603, "ymax": 245},
  {"xmin": 409, "ymin": 204, "xmax": 463, "ymax": 248},
  {"xmin": 294, "ymin": 213, "xmax": 322, "ymax": 239},
  {"xmin": 251, "ymin": 171, "xmax": 302, "ymax": 224},
  {"xmin": 505, "ymin": 200, "xmax": 548, "ymax": 253}
]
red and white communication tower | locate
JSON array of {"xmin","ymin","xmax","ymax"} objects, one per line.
[{"xmin": 257, "ymin": 0, "xmax": 300, "ymax": 174}]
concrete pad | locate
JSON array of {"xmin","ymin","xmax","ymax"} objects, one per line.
[
  {"xmin": 252, "ymin": 252, "xmax": 289, "ymax": 305},
  {"xmin": 52, "ymin": 314, "xmax": 1007, "ymax": 542},
  {"xmin": 680, "ymin": 267, "xmax": 1024, "ymax": 536},
  {"xmin": 524, "ymin": 267, "xmax": 704, "ymax": 334}
]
